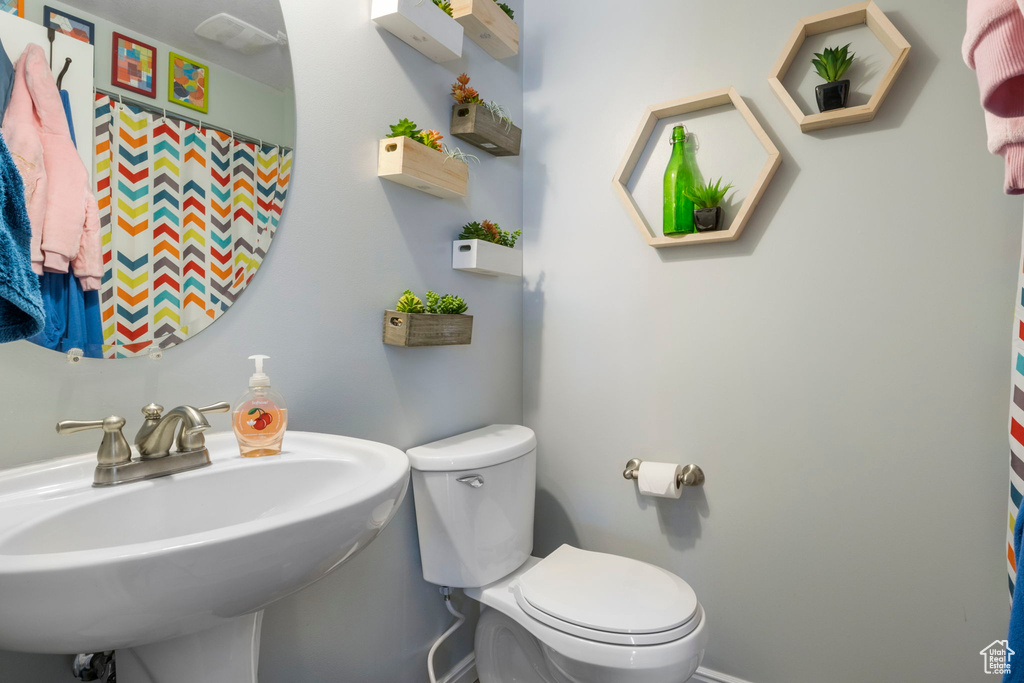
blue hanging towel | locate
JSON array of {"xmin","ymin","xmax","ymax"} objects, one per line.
[
  {"xmin": 0, "ymin": 127, "xmax": 43, "ymax": 343},
  {"xmin": 0, "ymin": 36, "xmax": 15, "ymax": 118},
  {"xmin": 28, "ymin": 89, "xmax": 102, "ymax": 357},
  {"xmin": 28, "ymin": 271, "xmax": 103, "ymax": 357}
]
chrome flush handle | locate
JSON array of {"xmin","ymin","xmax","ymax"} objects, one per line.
[{"xmin": 456, "ymin": 475, "xmax": 485, "ymax": 488}]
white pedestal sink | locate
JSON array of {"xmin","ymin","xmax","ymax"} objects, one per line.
[{"xmin": 0, "ymin": 431, "xmax": 410, "ymax": 682}]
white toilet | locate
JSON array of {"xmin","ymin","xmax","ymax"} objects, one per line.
[{"xmin": 407, "ymin": 425, "xmax": 708, "ymax": 683}]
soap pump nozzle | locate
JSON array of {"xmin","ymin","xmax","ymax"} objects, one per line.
[{"xmin": 248, "ymin": 354, "xmax": 271, "ymax": 388}]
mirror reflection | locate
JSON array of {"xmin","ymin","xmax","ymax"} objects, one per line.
[{"xmin": 0, "ymin": 0, "xmax": 294, "ymax": 359}]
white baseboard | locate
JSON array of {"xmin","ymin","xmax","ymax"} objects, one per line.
[
  {"xmin": 452, "ymin": 654, "xmax": 750, "ymax": 683},
  {"xmin": 438, "ymin": 652, "xmax": 477, "ymax": 683},
  {"xmin": 693, "ymin": 667, "xmax": 756, "ymax": 683}
]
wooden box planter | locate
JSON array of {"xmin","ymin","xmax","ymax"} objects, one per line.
[
  {"xmin": 450, "ymin": 103, "xmax": 521, "ymax": 157},
  {"xmin": 452, "ymin": 239, "xmax": 522, "ymax": 277},
  {"xmin": 371, "ymin": 0, "xmax": 464, "ymax": 63},
  {"xmin": 378, "ymin": 137, "xmax": 469, "ymax": 199},
  {"xmin": 383, "ymin": 310, "xmax": 473, "ymax": 347},
  {"xmin": 450, "ymin": 0, "xmax": 518, "ymax": 59}
]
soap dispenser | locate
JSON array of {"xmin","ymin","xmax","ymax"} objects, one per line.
[{"xmin": 233, "ymin": 354, "xmax": 288, "ymax": 457}]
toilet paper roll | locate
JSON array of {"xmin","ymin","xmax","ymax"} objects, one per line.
[{"xmin": 636, "ymin": 461, "xmax": 683, "ymax": 499}]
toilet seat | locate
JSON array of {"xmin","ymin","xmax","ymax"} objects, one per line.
[{"xmin": 511, "ymin": 545, "xmax": 700, "ymax": 646}]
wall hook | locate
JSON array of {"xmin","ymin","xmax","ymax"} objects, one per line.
[{"xmin": 56, "ymin": 57, "xmax": 71, "ymax": 90}]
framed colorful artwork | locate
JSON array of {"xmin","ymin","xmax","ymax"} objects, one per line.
[
  {"xmin": 42, "ymin": 6, "xmax": 94, "ymax": 44},
  {"xmin": 0, "ymin": 0, "xmax": 23, "ymax": 18},
  {"xmin": 111, "ymin": 33, "xmax": 156, "ymax": 98},
  {"xmin": 168, "ymin": 52, "xmax": 209, "ymax": 114}
]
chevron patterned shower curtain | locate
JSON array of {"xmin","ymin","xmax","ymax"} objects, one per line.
[
  {"xmin": 93, "ymin": 94, "xmax": 293, "ymax": 359},
  {"xmin": 1010, "ymin": 246, "xmax": 1024, "ymax": 597}
]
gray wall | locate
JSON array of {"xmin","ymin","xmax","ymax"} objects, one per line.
[
  {"xmin": 522, "ymin": 1, "xmax": 1016, "ymax": 683},
  {"xmin": 0, "ymin": 0, "xmax": 523, "ymax": 679}
]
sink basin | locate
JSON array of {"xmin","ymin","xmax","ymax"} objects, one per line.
[{"xmin": 0, "ymin": 430, "xmax": 409, "ymax": 679}]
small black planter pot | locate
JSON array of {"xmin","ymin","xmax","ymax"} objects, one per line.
[
  {"xmin": 815, "ymin": 80, "xmax": 850, "ymax": 113},
  {"xmin": 694, "ymin": 207, "xmax": 722, "ymax": 232}
]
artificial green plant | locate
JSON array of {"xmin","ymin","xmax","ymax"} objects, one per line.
[
  {"xmin": 433, "ymin": 0, "xmax": 453, "ymax": 17},
  {"xmin": 812, "ymin": 43, "xmax": 855, "ymax": 83},
  {"xmin": 387, "ymin": 118, "xmax": 444, "ymax": 152},
  {"xmin": 387, "ymin": 118, "xmax": 479, "ymax": 164},
  {"xmin": 451, "ymin": 73, "xmax": 514, "ymax": 131},
  {"xmin": 396, "ymin": 290, "xmax": 425, "ymax": 313},
  {"xmin": 459, "ymin": 220, "xmax": 521, "ymax": 248},
  {"xmin": 680, "ymin": 178, "xmax": 734, "ymax": 210},
  {"xmin": 395, "ymin": 289, "xmax": 468, "ymax": 314}
]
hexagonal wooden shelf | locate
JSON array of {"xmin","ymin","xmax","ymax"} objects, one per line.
[
  {"xmin": 613, "ymin": 87, "xmax": 782, "ymax": 248},
  {"xmin": 768, "ymin": 1, "xmax": 910, "ymax": 133}
]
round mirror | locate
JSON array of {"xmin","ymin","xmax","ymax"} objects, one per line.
[{"xmin": 2, "ymin": 0, "xmax": 293, "ymax": 359}]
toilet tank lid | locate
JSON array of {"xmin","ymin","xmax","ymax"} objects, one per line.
[{"xmin": 407, "ymin": 425, "xmax": 537, "ymax": 471}]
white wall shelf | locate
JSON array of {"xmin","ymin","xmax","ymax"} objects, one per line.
[
  {"xmin": 452, "ymin": 239, "xmax": 522, "ymax": 277},
  {"xmin": 371, "ymin": 0, "xmax": 464, "ymax": 63}
]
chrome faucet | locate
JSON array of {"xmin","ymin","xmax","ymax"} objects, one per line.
[
  {"xmin": 136, "ymin": 404, "xmax": 213, "ymax": 458},
  {"xmin": 57, "ymin": 402, "xmax": 230, "ymax": 487}
]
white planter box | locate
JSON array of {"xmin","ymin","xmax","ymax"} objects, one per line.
[
  {"xmin": 371, "ymin": 0, "xmax": 464, "ymax": 63},
  {"xmin": 452, "ymin": 239, "xmax": 522, "ymax": 277}
]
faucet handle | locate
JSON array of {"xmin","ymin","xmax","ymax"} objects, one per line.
[
  {"xmin": 142, "ymin": 403, "xmax": 164, "ymax": 420},
  {"xmin": 198, "ymin": 402, "xmax": 230, "ymax": 415},
  {"xmin": 56, "ymin": 415, "xmax": 132, "ymax": 467}
]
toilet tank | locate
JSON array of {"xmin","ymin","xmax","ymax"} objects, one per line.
[{"xmin": 407, "ymin": 425, "xmax": 537, "ymax": 588}]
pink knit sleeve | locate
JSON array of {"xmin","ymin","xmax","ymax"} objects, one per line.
[
  {"xmin": 964, "ymin": 0, "xmax": 1024, "ymax": 117},
  {"xmin": 71, "ymin": 189, "xmax": 103, "ymax": 291}
]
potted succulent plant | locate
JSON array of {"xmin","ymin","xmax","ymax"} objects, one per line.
[
  {"xmin": 458, "ymin": 219, "xmax": 521, "ymax": 247},
  {"xmin": 378, "ymin": 118, "xmax": 478, "ymax": 198},
  {"xmin": 453, "ymin": 220, "xmax": 523, "ymax": 276},
  {"xmin": 384, "ymin": 289, "xmax": 473, "ymax": 346},
  {"xmin": 812, "ymin": 43, "xmax": 855, "ymax": 113},
  {"xmin": 450, "ymin": 74, "xmax": 522, "ymax": 156},
  {"xmin": 681, "ymin": 178, "xmax": 733, "ymax": 232}
]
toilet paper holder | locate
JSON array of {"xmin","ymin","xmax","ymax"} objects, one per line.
[{"xmin": 623, "ymin": 459, "xmax": 705, "ymax": 487}]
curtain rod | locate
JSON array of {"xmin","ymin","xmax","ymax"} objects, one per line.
[{"xmin": 94, "ymin": 88, "xmax": 293, "ymax": 152}]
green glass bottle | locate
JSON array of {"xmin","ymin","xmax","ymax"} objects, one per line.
[{"xmin": 663, "ymin": 125, "xmax": 696, "ymax": 236}]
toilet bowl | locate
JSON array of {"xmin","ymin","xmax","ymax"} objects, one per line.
[
  {"xmin": 407, "ymin": 425, "xmax": 707, "ymax": 683},
  {"xmin": 468, "ymin": 552, "xmax": 707, "ymax": 683}
]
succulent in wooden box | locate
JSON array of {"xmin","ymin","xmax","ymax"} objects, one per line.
[
  {"xmin": 395, "ymin": 289, "xmax": 468, "ymax": 315},
  {"xmin": 386, "ymin": 117, "xmax": 479, "ymax": 164},
  {"xmin": 449, "ymin": 74, "xmax": 521, "ymax": 156},
  {"xmin": 384, "ymin": 290, "xmax": 473, "ymax": 347},
  {"xmin": 451, "ymin": 73, "xmax": 514, "ymax": 131}
]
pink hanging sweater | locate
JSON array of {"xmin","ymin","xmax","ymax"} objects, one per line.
[
  {"xmin": 1, "ymin": 44, "xmax": 100, "ymax": 289},
  {"xmin": 964, "ymin": 0, "xmax": 1024, "ymax": 194}
]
